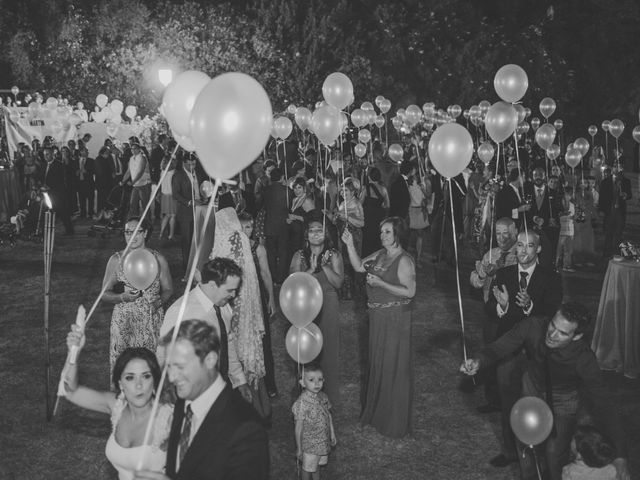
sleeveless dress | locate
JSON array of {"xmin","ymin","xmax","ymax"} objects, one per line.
[
  {"xmin": 362, "ymin": 183, "xmax": 385, "ymax": 257},
  {"xmin": 110, "ymin": 250, "xmax": 164, "ymax": 373},
  {"xmin": 362, "ymin": 250, "xmax": 413, "ymax": 438},
  {"xmin": 288, "ymin": 197, "xmax": 307, "ymax": 259},
  {"xmin": 105, "ymin": 396, "xmax": 173, "ymax": 480}
]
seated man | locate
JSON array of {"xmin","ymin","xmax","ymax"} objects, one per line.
[{"xmin": 460, "ymin": 303, "xmax": 629, "ymax": 480}]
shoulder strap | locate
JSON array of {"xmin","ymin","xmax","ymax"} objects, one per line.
[{"xmin": 369, "ymin": 183, "xmax": 382, "ymax": 199}]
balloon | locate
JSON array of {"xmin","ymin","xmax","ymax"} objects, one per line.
[
  {"xmin": 553, "ymin": 119, "xmax": 563, "ymax": 130},
  {"xmin": 565, "ymin": 149, "xmax": 583, "ymax": 168},
  {"xmin": 374, "ymin": 115, "xmax": 385, "ymax": 128},
  {"xmin": 122, "ymin": 248, "xmax": 160, "ymax": 291},
  {"xmin": 173, "ymin": 131, "xmax": 196, "ymax": 152},
  {"xmin": 428, "ymin": 123, "xmax": 474, "ymax": 178},
  {"xmin": 162, "ymin": 70, "xmax": 211, "ymax": 136},
  {"xmin": 96, "ymin": 94, "xmax": 108, "ymax": 108},
  {"xmin": 573, "ymin": 137, "xmax": 590, "ymax": 156},
  {"xmin": 190, "ymin": 72, "xmax": 272, "ymax": 179},
  {"xmin": 477, "ymin": 142, "xmax": 495, "ymax": 164},
  {"xmin": 539, "ymin": 97, "xmax": 556, "ymax": 120},
  {"xmin": 510, "ymin": 396, "xmax": 554, "ymax": 446},
  {"xmin": 351, "ymin": 108, "xmax": 367, "ymax": 128},
  {"xmin": 484, "ymin": 101, "xmax": 518, "ymax": 143},
  {"xmin": 339, "ymin": 112, "xmax": 349, "ymax": 132},
  {"xmin": 101, "ymin": 106, "xmax": 113, "ymax": 121},
  {"xmin": 354, "ymin": 143, "xmax": 367, "ymax": 158},
  {"xmin": 469, "ymin": 105, "xmax": 481, "ymax": 119},
  {"xmin": 279, "ymin": 272, "xmax": 324, "ymax": 328},
  {"xmin": 200, "ymin": 180, "xmax": 215, "ymax": 198},
  {"xmin": 295, "ymin": 107, "xmax": 312, "ymax": 130},
  {"xmin": 10, "ymin": 86, "xmax": 19, "ymax": 96},
  {"xmin": 361, "ymin": 101, "xmax": 375, "ymax": 112},
  {"xmin": 388, "ymin": 144, "xmax": 403, "ymax": 163},
  {"xmin": 478, "ymin": 100, "xmax": 491, "ymax": 116},
  {"xmin": 391, "ymin": 116, "xmax": 402, "ymax": 130},
  {"xmin": 463, "ymin": 109, "xmax": 470, "ymax": 119},
  {"xmin": 358, "ymin": 128, "xmax": 371, "ymax": 144},
  {"xmin": 285, "ymin": 324, "xmax": 323, "ymax": 364},
  {"xmin": 311, "ymin": 105, "xmax": 342, "ymax": 146},
  {"xmin": 530, "ymin": 117, "xmax": 541, "ymax": 131},
  {"xmin": 273, "ymin": 116, "xmax": 293, "ymax": 139},
  {"xmin": 493, "ymin": 64, "xmax": 528, "ymax": 103},
  {"xmin": 50, "ymin": 119, "xmax": 63, "ymax": 134},
  {"xmin": 602, "ymin": 120, "xmax": 610, "ymax": 132},
  {"xmin": 56, "ymin": 106, "xmax": 69, "ymax": 119},
  {"xmin": 404, "ymin": 105, "xmax": 422, "ymax": 127},
  {"xmin": 366, "ymin": 110, "xmax": 376, "ymax": 126},
  {"xmin": 111, "ymin": 99, "xmax": 124, "ymax": 114},
  {"xmin": 514, "ymin": 104, "xmax": 526, "ymax": 124},
  {"xmin": 588, "ymin": 125, "xmax": 598, "ymax": 137},
  {"xmin": 379, "ymin": 98, "xmax": 391, "ymax": 114},
  {"xmin": 535, "ymin": 123, "xmax": 557, "ymax": 150},
  {"xmin": 315, "ymin": 100, "xmax": 327, "ymax": 109},
  {"xmin": 375, "ymin": 95, "xmax": 385, "ymax": 107},
  {"xmin": 8, "ymin": 110, "xmax": 20, "ymax": 123},
  {"xmin": 524, "ymin": 107, "xmax": 532, "ymax": 118},
  {"xmin": 546, "ymin": 144, "xmax": 560, "ymax": 160},
  {"xmin": 46, "ymin": 97, "xmax": 58, "ymax": 110},
  {"xmin": 287, "ymin": 104, "xmax": 297, "ymax": 115},
  {"xmin": 632, "ymin": 126, "xmax": 640, "ymax": 144},
  {"xmin": 322, "ymin": 72, "xmax": 353, "ymax": 110},
  {"xmin": 609, "ymin": 119, "xmax": 624, "ymax": 139},
  {"xmin": 125, "ymin": 105, "xmax": 137, "ymax": 119},
  {"xmin": 517, "ymin": 122, "xmax": 530, "ymax": 134},
  {"xmin": 112, "ymin": 116, "xmax": 122, "ymax": 125},
  {"xmin": 106, "ymin": 123, "xmax": 119, "ymax": 137}
]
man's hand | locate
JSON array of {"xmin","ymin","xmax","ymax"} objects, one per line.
[
  {"xmin": 492, "ymin": 284, "xmax": 509, "ymax": 309},
  {"xmin": 459, "ymin": 359, "xmax": 479, "ymax": 376},
  {"xmin": 518, "ymin": 204, "xmax": 531, "ymax": 212},
  {"xmin": 612, "ymin": 458, "xmax": 630, "ymax": 480},
  {"xmin": 484, "ymin": 263, "xmax": 498, "ymax": 277},
  {"xmin": 237, "ymin": 384, "xmax": 253, "ymax": 404},
  {"xmin": 515, "ymin": 290, "xmax": 532, "ymax": 310},
  {"xmin": 533, "ymin": 216, "xmax": 545, "ymax": 228}
]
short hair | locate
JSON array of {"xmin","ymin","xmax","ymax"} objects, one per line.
[
  {"xmin": 558, "ymin": 302, "xmax": 592, "ymax": 336},
  {"xmin": 201, "ymin": 257, "xmax": 242, "ymax": 286},
  {"xmin": 270, "ymin": 167, "xmax": 284, "ymax": 182},
  {"xmin": 112, "ymin": 347, "xmax": 161, "ymax": 395},
  {"xmin": 125, "ymin": 216, "xmax": 153, "ymax": 241},
  {"xmin": 380, "ymin": 216, "xmax": 407, "ymax": 247},
  {"xmin": 368, "ymin": 167, "xmax": 381, "ymax": 182},
  {"xmin": 533, "ymin": 167, "xmax": 546, "ymax": 177},
  {"xmin": 573, "ymin": 425, "xmax": 616, "ymax": 468},
  {"xmin": 517, "ymin": 229, "xmax": 540, "ymax": 246},
  {"xmin": 237, "ymin": 212, "xmax": 254, "ymax": 224},
  {"xmin": 99, "ymin": 146, "xmax": 110, "ymax": 156},
  {"xmin": 301, "ymin": 361, "xmax": 323, "ymax": 379},
  {"xmin": 508, "ymin": 168, "xmax": 520, "ymax": 183},
  {"xmin": 162, "ymin": 319, "xmax": 220, "ymax": 362},
  {"xmin": 495, "ymin": 217, "xmax": 516, "ymax": 230},
  {"xmin": 263, "ymin": 160, "xmax": 276, "ymax": 171},
  {"xmin": 292, "ymin": 177, "xmax": 306, "ymax": 189},
  {"xmin": 399, "ymin": 160, "xmax": 414, "ymax": 176}
]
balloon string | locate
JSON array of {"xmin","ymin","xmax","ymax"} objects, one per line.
[
  {"xmin": 513, "ymin": 131, "xmax": 528, "ymax": 239},
  {"xmin": 53, "ymin": 143, "xmax": 181, "ymax": 416},
  {"xmin": 322, "ymin": 148, "xmax": 327, "ymax": 240},
  {"xmin": 448, "ymin": 178, "xmax": 469, "ymax": 364},
  {"xmin": 136, "ymin": 179, "xmax": 221, "ymax": 471}
]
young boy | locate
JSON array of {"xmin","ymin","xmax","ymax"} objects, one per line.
[
  {"xmin": 557, "ymin": 186, "xmax": 575, "ymax": 272},
  {"xmin": 292, "ymin": 363, "xmax": 336, "ymax": 480}
]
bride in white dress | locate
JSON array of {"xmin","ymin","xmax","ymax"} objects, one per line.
[{"xmin": 62, "ymin": 324, "xmax": 173, "ymax": 479}]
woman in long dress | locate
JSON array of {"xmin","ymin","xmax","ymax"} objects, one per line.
[
  {"xmin": 62, "ymin": 323, "xmax": 173, "ymax": 480},
  {"xmin": 573, "ymin": 177, "xmax": 597, "ymax": 266},
  {"xmin": 210, "ymin": 207, "xmax": 271, "ymax": 419},
  {"xmin": 102, "ymin": 217, "xmax": 173, "ymax": 373},
  {"xmin": 290, "ymin": 214, "xmax": 344, "ymax": 406},
  {"xmin": 287, "ymin": 177, "xmax": 316, "ymax": 264},
  {"xmin": 342, "ymin": 217, "xmax": 416, "ymax": 438},
  {"xmin": 360, "ymin": 167, "xmax": 389, "ymax": 257}
]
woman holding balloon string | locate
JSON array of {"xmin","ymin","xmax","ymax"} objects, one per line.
[
  {"xmin": 288, "ymin": 177, "xmax": 317, "ymax": 262},
  {"xmin": 290, "ymin": 213, "xmax": 344, "ymax": 406},
  {"xmin": 342, "ymin": 217, "xmax": 416, "ymax": 438},
  {"xmin": 102, "ymin": 217, "xmax": 173, "ymax": 374}
]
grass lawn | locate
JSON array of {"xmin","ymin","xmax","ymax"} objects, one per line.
[{"xmin": 1, "ymin": 218, "xmax": 639, "ymax": 480}]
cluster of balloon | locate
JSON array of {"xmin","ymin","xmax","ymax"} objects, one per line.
[
  {"xmin": 280, "ymin": 273, "xmax": 324, "ymax": 363},
  {"xmin": 295, "ymin": 107, "xmax": 312, "ymax": 131},
  {"xmin": 608, "ymin": 119, "xmax": 624, "ymax": 139},
  {"xmin": 428, "ymin": 123, "xmax": 474, "ymax": 179},
  {"xmin": 485, "ymin": 101, "xmax": 518, "ymax": 143},
  {"xmin": 565, "ymin": 148, "xmax": 582, "ymax": 169},
  {"xmin": 535, "ymin": 124, "xmax": 557, "ymax": 150},
  {"xmin": 162, "ymin": 70, "xmax": 273, "ymax": 180},
  {"xmin": 122, "ymin": 248, "xmax": 159, "ymax": 291},
  {"xmin": 272, "ymin": 116, "xmax": 293, "ymax": 140},
  {"xmin": 510, "ymin": 396, "xmax": 554, "ymax": 447},
  {"xmin": 493, "ymin": 64, "xmax": 529, "ymax": 103}
]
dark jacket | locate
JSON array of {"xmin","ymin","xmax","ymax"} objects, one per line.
[
  {"xmin": 389, "ymin": 175, "xmax": 410, "ymax": 219},
  {"xmin": 262, "ymin": 182, "xmax": 289, "ymax": 236},
  {"xmin": 599, "ymin": 174, "xmax": 632, "ymax": 217}
]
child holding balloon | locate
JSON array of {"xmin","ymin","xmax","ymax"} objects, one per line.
[{"xmin": 293, "ymin": 363, "xmax": 336, "ymax": 480}]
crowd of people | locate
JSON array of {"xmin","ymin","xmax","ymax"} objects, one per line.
[{"xmin": 16, "ymin": 129, "xmax": 633, "ymax": 480}]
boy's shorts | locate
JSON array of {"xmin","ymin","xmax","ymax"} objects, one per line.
[{"xmin": 302, "ymin": 453, "xmax": 328, "ymax": 472}]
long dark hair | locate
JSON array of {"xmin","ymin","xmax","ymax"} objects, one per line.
[
  {"xmin": 301, "ymin": 215, "xmax": 335, "ymax": 273},
  {"xmin": 112, "ymin": 347, "xmax": 161, "ymax": 395}
]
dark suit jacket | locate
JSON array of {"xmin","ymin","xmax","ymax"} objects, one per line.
[
  {"xmin": 149, "ymin": 145, "xmax": 165, "ymax": 184},
  {"xmin": 599, "ymin": 175, "xmax": 632, "ymax": 217},
  {"xmin": 523, "ymin": 182, "xmax": 559, "ymax": 227},
  {"xmin": 172, "ymin": 168, "xmax": 201, "ymax": 227},
  {"xmin": 389, "ymin": 175, "xmax": 410, "ymax": 219},
  {"xmin": 94, "ymin": 155, "xmax": 114, "ymax": 190},
  {"xmin": 43, "ymin": 160, "xmax": 67, "ymax": 195},
  {"xmin": 495, "ymin": 183, "xmax": 522, "ymax": 223},
  {"xmin": 262, "ymin": 182, "xmax": 289, "ymax": 236},
  {"xmin": 167, "ymin": 386, "xmax": 269, "ymax": 480},
  {"xmin": 486, "ymin": 263, "xmax": 562, "ymax": 338}
]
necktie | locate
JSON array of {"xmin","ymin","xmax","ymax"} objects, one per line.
[
  {"xmin": 214, "ymin": 305, "xmax": 229, "ymax": 382},
  {"xmin": 178, "ymin": 405, "xmax": 193, "ymax": 466},
  {"xmin": 497, "ymin": 249, "xmax": 510, "ymax": 268},
  {"xmin": 519, "ymin": 271, "xmax": 528, "ymax": 291}
]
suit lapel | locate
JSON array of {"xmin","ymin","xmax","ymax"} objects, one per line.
[{"xmin": 167, "ymin": 398, "xmax": 185, "ymax": 477}]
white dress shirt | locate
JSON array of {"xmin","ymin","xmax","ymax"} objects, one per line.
[
  {"xmin": 497, "ymin": 263, "xmax": 536, "ymax": 317},
  {"xmin": 160, "ymin": 285, "xmax": 246, "ymax": 387}
]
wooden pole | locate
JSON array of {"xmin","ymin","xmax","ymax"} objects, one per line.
[{"xmin": 44, "ymin": 210, "xmax": 55, "ymax": 421}]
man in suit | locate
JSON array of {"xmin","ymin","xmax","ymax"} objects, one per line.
[
  {"xmin": 495, "ymin": 168, "xmax": 530, "ymax": 228},
  {"xmin": 172, "ymin": 155, "xmax": 204, "ymax": 275},
  {"xmin": 523, "ymin": 168, "xmax": 559, "ymax": 267},
  {"xmin": 42, "ymin": 146, "xmax": 74, "ymax": 235},
  {"xmin": 134, "ymin": 318, "xmax": 269, "ymax": 480},
  {"xmin": 150, "ymin": 134, "xmax": 169, "ymax": 220},
  {"xmin": 262, "ymin": 167, "xmax": 290, "ymax": 284},
  {"xmin": 388, "ymin": 160, "xmax": 414, "ymax": 219},
  {"xmin": 484, "ymin": 229, "xmax": 562, "ymax": 468},
  {"xmin": 430, "ymin": 171, "xmax": 466, "ymax": 263},
  {"xmin": 599, "ymin": 163, "xmax": 632, "ymax": 257}
]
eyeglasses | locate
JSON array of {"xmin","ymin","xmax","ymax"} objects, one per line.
[{"xmin": 124, "ymin": 230, "xmax": 144, "ymax": 235}]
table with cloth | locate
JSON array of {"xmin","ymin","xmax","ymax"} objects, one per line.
[
  {"xmin": 591, "ymin": 258, "xmax": 640, "ymax": 378},
  {"xmin": 0, "ymin": 168, "xmax": 22, "ymax": 222}
]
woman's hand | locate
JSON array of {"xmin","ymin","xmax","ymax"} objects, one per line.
[
  {"xmin": 322, "ymin": 209, "xmax": 334, "ymax": 222},
  {"xmin": 341, "ymin": 229, "xmax": 354, "ymax": 248},
  {"xmin": 366, "ymin": 273, "xmax": 383, "ymax": 287},
  {"xmin": 120, "ymin": 291, "xmax": 140, "ymax": 303},
  {"xmin": 66, "ymin": 324, "xmax": 86, "ymax": 352}
]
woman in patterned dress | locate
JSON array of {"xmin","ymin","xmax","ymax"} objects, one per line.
[{"xmin": 102, "ymin": 217, "xmax": 173, "ymax": 373}]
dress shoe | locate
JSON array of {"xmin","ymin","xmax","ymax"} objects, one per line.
[
  {"xmin": 476, "ymin": 403, "xmax": 500, "ymax": 414},
  {"xmin": 489, "ymin": 454, "xmax": 517, "ymax": 468}
]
